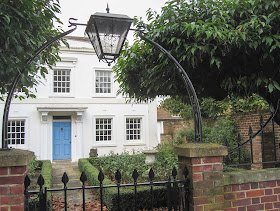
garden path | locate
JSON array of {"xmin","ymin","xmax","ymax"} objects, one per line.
[{"xmin": 52, "ymin": 160, "xmax": 105, "ymax": 210}]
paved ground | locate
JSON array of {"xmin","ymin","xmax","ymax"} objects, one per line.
[{"xmin": 51, "ymin": 160, "xmax": 105, "ymax": 210}]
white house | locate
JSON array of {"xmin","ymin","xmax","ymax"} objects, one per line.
[{"xmin": 0, "ymin": 36, "xmax": 158, "ymax": 161}]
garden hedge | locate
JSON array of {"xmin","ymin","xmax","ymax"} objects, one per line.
[
  {"xmin": 78, "ymin": 159, "xmax": 169, "ymax": 210},
  {"xmin": 28, "ymin": 160, "xmax": 52, "ymax": 210}
]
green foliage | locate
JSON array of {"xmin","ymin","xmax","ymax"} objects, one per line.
[
  {"xmin": 160, "ymin": 94, "xmax": 269, "ymax": 120},
  {"xmin": 155, "ymin": 143, "xmax": 178, "ymax": 178},
  {"xmin": 28, "ymin": 160, "xmax": 52, "ymax": 210},
  {"xmin": 28, "ymin": 157, "xmax": 42, "ymax": 178},
  {"xmin": 200, "ymin": 94, "xmax": 269, "ymax": 118},
  {"xmin": 88, "ymin": 152, "xmax": 149, "ymax": 183},
  {"xmin": 160, "ymin": 96, "xmax": 193, "ymax": 119},
  {"xmin": 0, "ymin": 0, "xmax": 64, "ymax": 99},
  {"xmin": 79, "ymin": 159, "xmax": 168, "ymax": 211},
  {"xmin": 114, "ymin": 0, "xmax": 280, "ymax": 124},
  {"xmin": 175, "ymin": 118, "xmax": 250, "ymax": 165},
  {"xmin": 88, "ymin": 150, "xmax": 178, "ymax": 183}
]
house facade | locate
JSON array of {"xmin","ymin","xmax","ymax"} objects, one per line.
[{"xmin": 0, "ymin": 37, "xmax": 158, "ymax": 161}]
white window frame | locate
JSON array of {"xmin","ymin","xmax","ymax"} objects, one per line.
[
  {"xmin": 124, "ymin": 116, "xmax": 145, "ymax": 146},
  {"xmin": 93, "ymin": 115, "xmax": 116, "ymax": 146},
  {"xmin": 7, "ymin": 117, "xmax": 28, "ymax": 149},
  {"xmin": 93, "ymin": 68, "xmax": 114, "ymax": 97},
  {"xmin": 49, "ymin": 67, "xmax": 74, "ymax": 97}
]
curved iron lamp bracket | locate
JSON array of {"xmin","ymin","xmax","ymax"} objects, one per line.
[
  {"xmin": 136, "ymin": 30, "xmax": 203, "ymax": 142},
  {"xmin": 1, "ymin": 18, "xmax": 82, "ymax": 149}
]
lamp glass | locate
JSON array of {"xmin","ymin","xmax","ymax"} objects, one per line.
[{"xmin": 85, "ymin": 12, "xmax": 133, "ymax": 63}]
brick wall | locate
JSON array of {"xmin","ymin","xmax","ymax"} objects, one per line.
[
  {"xmin": 0, "ymin": 166, "xmax": 27, "ymax": 210},
  {"xmin": 224, "ymin": 168, "xmax": 280, "ymax": 211},
  {"xmin": 175, "ymin": 143, "xmax": 280, "ymax": 211},
  {"xmin": 0, "ymin": 149, "xmax": 34, "ymax": 211},
  {"xmin": 224, "ymin": 181, "xmax": 280, "ymax": 210}
]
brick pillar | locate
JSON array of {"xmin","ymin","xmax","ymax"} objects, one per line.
[
  {"xmin": 251, "ymin": 135, "xmax": 263, "ymax": 170},
  {"xmin": 174, "ymin": 143, "xmax": 228, "ymax": 211},
  {"xmin": 0, "ymin": 149, "xmax": 34, "ymax": 210}
]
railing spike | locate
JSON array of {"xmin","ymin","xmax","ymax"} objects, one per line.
[
  {"xmin": 149, "ymin": 168, "xmax": 155, "ymax": 181},
  {"xmin": 98, "ymin": 170, "xmax": 104, "ymax": 183},
  {"xmin": 37, "ymin": 174, "xmax": 45, "ymax": 189},
  {"xmin": 248, "ymin": 126, "xmax": 253, "ymax": 137},
  {"xmin": 260, "ymin": 115, "xmax": 264, "ymax": 127},
  {"xmin": 115, "ymin": 169, "xmax": 121, "ymax": 183},
  {"xmin": 183, "ymin": 166, "xmax": 189, "ymax": 178},
  {"xmin": 270, "ymin": 104, "xmax": 275, "ymax": 113},
  {"xmin": 172, "ymin": 166, "xmax": 177, "ymax": 179},
  {"xmin": 24, "ymin": 175, "xmax": 31, "ymax": 190},
  {"xmin": 132, "ymin": 169, "xmax": 139, "ymax": 182},
  {"xmin": 62, "ymin": 172, "xmax": 69, "ymax": 185},
  {"xmin": 80, "ymin": 171, "xmax": 87, "ymax": 184},
  {"xmin": 237, "ymin": 134, "xmax": 241, "ymax": 144}
]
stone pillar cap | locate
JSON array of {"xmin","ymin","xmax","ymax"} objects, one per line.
[
  {"xmin": 174, "ymin": 143, "xmax": 228, "ymax": 158},
  {"xmin": 0, "ymin": 149, "xmax": 34, "ymax": 167}
]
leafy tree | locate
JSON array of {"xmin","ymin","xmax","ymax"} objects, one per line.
[
  {"xmin": 0, "ymin": 0, "xmax": 64, "ymax": 99},
  {"xmin": 160, "ymin": 94, "xmax": 269, "ymax": 119},
  {"xmin": 114, "ymin": 0, "xmax": 280, "ymax": 124}
]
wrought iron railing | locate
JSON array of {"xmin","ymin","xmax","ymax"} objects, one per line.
[
  {"xmin": 225, "ymin": 110, "xmax": 279, "ymax": 168},
  {"xmin": 24, "ymin": 166, "xmax": 190, "ymax": 211}
]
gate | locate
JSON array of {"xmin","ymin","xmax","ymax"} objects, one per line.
[{"xmin": 24, "ymin": 166, "xmax": 190, "ymax": 211}]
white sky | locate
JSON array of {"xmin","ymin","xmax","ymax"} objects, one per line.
[{"xmin": 57, "ymin": 0, "xmax": 167, "ymax": 38}]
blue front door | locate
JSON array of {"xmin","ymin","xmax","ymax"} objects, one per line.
[{"xmin": 53, "ymin": 122, "xmax": 71, "ymax": 160}]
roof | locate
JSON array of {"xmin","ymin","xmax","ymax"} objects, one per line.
[{"xmin": 157, "ymin": 107, "xmax": 182, "ymax": 121}]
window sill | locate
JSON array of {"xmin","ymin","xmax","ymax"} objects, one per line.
[
  {"xmin": 94, "ymin": 143, "xmax": 117, "ymax": 147},
  {"xmin": 49, "ymin": 95, "xmax": 74, "ymax": 98},
  {"xmin": 92, "ymin": 95, "xmax": 116, "ymax": 98},
  {"xmin": 123, "ymin": 142, "xmax": 145, "ymax": 146}
]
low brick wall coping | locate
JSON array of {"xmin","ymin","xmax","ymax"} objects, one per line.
[
  {"xmin": 224, "ymin": 168, "xmax": 280, "ymax": 186},
  {"xmin": 174, "ymin": 143, "xmax": 228, "ymax": 157},
  {"xmin": 0, "ymin": 149, "xmax": 34, "ymax": 167}
]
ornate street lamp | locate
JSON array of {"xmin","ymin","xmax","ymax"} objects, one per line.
[{"xmin": 85, "ymin": 12, "xmax": 133, "ymax": 65}]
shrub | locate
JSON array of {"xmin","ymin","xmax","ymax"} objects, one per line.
[
  {"xmin": 174, "ymin": 118, "xmax": 251, "ymax": 165},
  {"xmin": 79, "ymin": 159, "xmax": 169, "ymax": 210},
  {"xmin": 88, "ymin": 152, "xmax": 149, "ymax": 183},
  {"xmin": 88, "ymin": 150, "xmax": 178, "ymax": 183},
  {"xmin": 28, "ymin": 157, "xmax": 42, "ymax": 179},
  {"xmin": 28, "ymin": 160, "xmax": 52, "ymax": 210},
  {"xmin": 155, "ymin": 143, "xmax": 178, "ymax": 178}
]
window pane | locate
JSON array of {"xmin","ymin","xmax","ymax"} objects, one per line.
[
  {"xmin": 53, "ymin": 69, "xmax": 71, "ymax": 93},
  {"xmin": 126, "ymin": 118, "xmax": 141, "ymax": 141},
  {"xmin": 95, "ymin": 71, "xmax": 112, "ymax": 94},
  {"xmin": 96, "ymin": 118, "xmax": 112, "ymax": 142},
  {"xmin": 8, "ymin": 120, "xmax": 25, "ymax": 146}
]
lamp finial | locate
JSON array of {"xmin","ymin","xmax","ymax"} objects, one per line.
[{"xmin": 106, "ymin": 3, "xmax": 110, "ymax": 13}]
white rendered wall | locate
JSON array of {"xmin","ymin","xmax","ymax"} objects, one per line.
[{"xmin": 0, "ymin": 38, "xmax": 158, "ymax": 161}]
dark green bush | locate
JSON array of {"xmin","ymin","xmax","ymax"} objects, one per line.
[
  {"xmin": 28, "ymin": 157, "xmax": 42, "ymax": 179},
  {"xmin": 28, "ymin": 160, "xmax": 52, "ymax": 210},
  {"xmin": 175, "ymin": 118, "xmax": 251, "ymax": 165},
  {"xmin": 88, "ymin": 152, "xmax": 149, "ymax": 183},
  {"xmin": 155, "ymin": 143, "xmax": 178, "ymax": 178},
  {"xmin": 79, "ymin": 159, "xmax": 169, "ymax": 210},
  {"xmin": 88, "ymin": 150, "xmax": 178, "ymax": 183}
]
